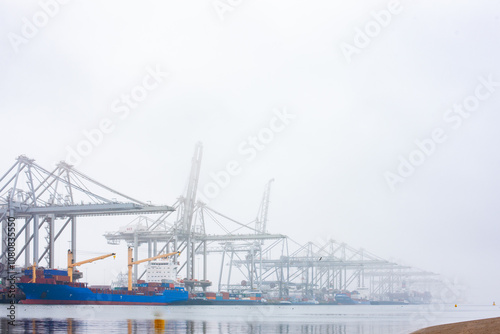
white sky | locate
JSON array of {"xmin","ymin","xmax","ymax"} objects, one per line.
[{"xmin": 1, "ymin": 0, "xmax": 500, "ymax": 304}]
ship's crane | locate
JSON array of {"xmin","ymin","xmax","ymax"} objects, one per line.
[
  {"xmin": 127, "ymin": 247, "xmax": 180, "ymax": 291},
  {"xmin": 27, "ymin": 262, "xmax": 37, "ymax": 283},
  {"xmin": 67, "ymin": 250, "xmax": 116, "ymax": 282}
]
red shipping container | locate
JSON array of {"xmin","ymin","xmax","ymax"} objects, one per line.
[{"xmin": 20, "ymin": 276, "xmax": 31, "ymax": 283}]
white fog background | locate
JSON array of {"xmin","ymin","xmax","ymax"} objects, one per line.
[{"xmin": 1, "ymin": 0, "xmax": 499, "ymax": 304}]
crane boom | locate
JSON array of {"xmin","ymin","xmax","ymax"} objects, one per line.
[
  {"xmin": 256, "ymin": 179, "xmax": 274, "ymax": 235},
  {"xmin": 130, "ymin": 251, "xmax": 180, "ymax": 266},
  {"xmin": 67, "ymin": 250, "xmax": 116, "ymax": 282},
  {"xmin": 127, "ymin": 247, "xmax": 180, "ymax": 291}
]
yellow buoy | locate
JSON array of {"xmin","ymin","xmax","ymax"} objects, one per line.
[{"xmin": 454, "ymin": 304, "xmax": 457, "ymax": 307}]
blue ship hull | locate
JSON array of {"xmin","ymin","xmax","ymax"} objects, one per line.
[{"xmin": 17, "ymin": 283, "xmax": 188, "ymax": 305}]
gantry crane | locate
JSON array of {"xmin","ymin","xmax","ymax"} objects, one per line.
[
  {"xmin": 67, "ymin": 250, "xmax": 116, "ymax": 282},
  {"xmin": 128, "ymin": 247, "xmax": 180, "ymax": 291}
]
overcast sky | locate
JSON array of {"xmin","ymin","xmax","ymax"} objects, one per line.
[{"xmin": 1, "ymin": 0, "xmax": 500, "ymax": 304}]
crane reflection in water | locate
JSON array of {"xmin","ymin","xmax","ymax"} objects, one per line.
[{"xmin": 2, "ymin": 317, "xmax": 372, "ymax": 334}]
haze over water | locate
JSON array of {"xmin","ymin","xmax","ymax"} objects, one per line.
[{"xmin": 2, "ymin": 305, "xmax": 500, "ymax": 333}]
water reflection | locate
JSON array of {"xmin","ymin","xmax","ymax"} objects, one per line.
[{"xmin": 1, "ymin": 317, "xmax": 404, "ymax": 334}]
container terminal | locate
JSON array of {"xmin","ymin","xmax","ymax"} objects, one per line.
[{"xmin": 0, "ymin": 144, "xmax": 441, "ymax": 305}]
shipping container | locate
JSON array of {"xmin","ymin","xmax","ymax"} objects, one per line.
[{"xmin": 53, "ymin": 275, "xmax": 70, "ymax": 282}]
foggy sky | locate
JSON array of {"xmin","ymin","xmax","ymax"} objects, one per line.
[{"xmin": 1, "ymin": 0, "xmax": 499, "ymax": 304}]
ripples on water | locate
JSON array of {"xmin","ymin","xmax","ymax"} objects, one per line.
[
  {"xmin": 1, "ymin": 305, "xmax": 499, "ymax": 334},
  {"xmin": 2, "ymin": 318, "xmax": 390, "ymax": 334},
  {"xmin": 2, "ymin": 318, "xmax": 407, "ymax": 334}
]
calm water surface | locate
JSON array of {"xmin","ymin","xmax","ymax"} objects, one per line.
[{"xmin": 2, "ymin": 304, "xmax": 500, "ymax": 334}]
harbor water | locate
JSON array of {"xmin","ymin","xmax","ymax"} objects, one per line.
[{"xmin": 2, "ymin": 304, "xmax": 500, "ymax": 333}]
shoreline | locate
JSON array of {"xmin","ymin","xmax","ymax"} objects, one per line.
[{"xmin": 411, "ymin": 317, "xmax": 500, "ymax": 333}]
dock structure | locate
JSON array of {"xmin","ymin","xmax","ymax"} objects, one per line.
[
  {"xmin": 0, "ymin": 146, "xmax": 442, "ymax": 301},
  {"xmin": 0, "ymin": 155, "xmax": 173, "ymax": 280},
  {"xmin": 225, "ymin": 238, "xmax": 438, "ymax": 300},
  {"xmin": 102, "ymin": 144, "xmax": 441, "ymax": 300},
  {"xmin": 103, "ymin": 143, "xmax": 286, "ymax": 290}
]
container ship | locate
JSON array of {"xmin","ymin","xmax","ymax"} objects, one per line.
[
  {"xmin": 15, "ymin": 248, "xmax": 267, "ymax": 306},
  {"xmin": 17, "ymin": 249, "xmax": 188, "ymax": 305},
  {"xmin": 17, "ymin": 270, "xmax": 187, "ymax": 305},
  {"xmin": 181, "ymin": 290, "xmax": 265, "ymax": 305},
  {"xmin": 334, "ymin": 290, "xmax": 370, "ymax": 305}
]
